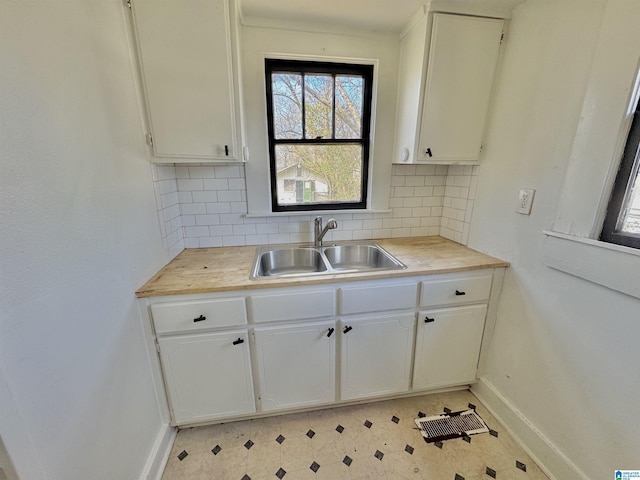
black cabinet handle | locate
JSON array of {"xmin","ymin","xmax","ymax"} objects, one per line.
[
  {"xmin": 424, "ymin": 316, "xmax": 435, "ymax": 323},
  {"xmin": 327, "ymin": 327, "xmax": 335, "ymax": 338},
  {"xmin": 343, "ymin": 326, "xmax": 353, "ymax": 334},
  {"xmin": 193, "ymin": 315, "xmax": 206, "ymax": 322},
  {"xmin": 232, "ymin": 338, "xmax": 244, "ymax": 346},
  {"xmin": 455, "ymin": 290, "xmax": 466, "ymax": 296},
  {"xmin": 224, "ymin": 145, "xmax": 229, "ymax": 156},
  {"xmin": 425, "ymin": 148, "xmax": 433, "ymax": 157}
]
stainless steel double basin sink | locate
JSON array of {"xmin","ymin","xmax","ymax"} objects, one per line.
[{"xmin": 250, "ymin": 241, "xmax": 407, "ymax": 279}]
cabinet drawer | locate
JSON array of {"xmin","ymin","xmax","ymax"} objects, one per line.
[
  {"xmin": 340, "ymin": 283, "xmax": 417, "ymax": 315},
  {"xmin": 248, "ymin": 289, "xmax": 335, "ymax": 323},
  {"xmin": 420, "ymin": 270, "xmax": 492, "ymax": 307},
  {"xmin": 151, "ymin": 297, "xmax": 247, "ymax": 335}
]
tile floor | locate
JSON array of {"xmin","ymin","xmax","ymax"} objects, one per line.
[{"xmin": 162, "ymin": 390, "xmax": 550, "ymax": 480}]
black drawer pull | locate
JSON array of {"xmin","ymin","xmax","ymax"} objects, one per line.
[
  {"xmin": 425, "ymin": 147, "xmax": 433, "ymax": 157},
  {"xmin": 455, "ymin": 290, "xmax": 466, "ymax": 296},
  {"xmin": 424, "ymin": 316, "xmax": 435, "ymax": 323},
  {"xmin": 232, "ymin": 338, "xmax": 244, "ymax": 346},
  {"xmin": 193, "ymin": 315, "xmax": 206, "ymax": 322},
  {"xmin": 343, "ymin": 326, "xmax": 353, "ymax": 334},
  {"xmin": 327, "ymin": 327, "xmax": 335, "ymax": 338},
  {"xmin": 224, "ymin": 145, "xmax": 229, "ymax": 156}
]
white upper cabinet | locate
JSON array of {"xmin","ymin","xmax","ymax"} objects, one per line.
[
  {"xmin": 130, "ymin": 0, "xmax": 245, "ymax": 162},
  {"xmin": 394, "ymin": 10, "xmax": 504, "ymax": 164}
]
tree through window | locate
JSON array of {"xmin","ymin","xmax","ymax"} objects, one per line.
[{"xmin": 265, "ymin": 59, "xmax": 373, "ymax": 211}]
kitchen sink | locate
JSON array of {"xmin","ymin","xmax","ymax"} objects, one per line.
[
  {"xmin": 323, "ymin": 244, "xmax": 404, "ymax": 271},
  {"xmin": 254, "ymin": 247, "xmax": 329, "ymax": 277},
  {"xmin": 250, "ymin": 242, "xmax": 406, "ymax": 279}
]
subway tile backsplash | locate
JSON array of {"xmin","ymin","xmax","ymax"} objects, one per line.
[
  {"xmin": 151, "ymin": 164, "xmax": 184, "ymax": 262},
  {"xmin": 441, "ymin": 165, "xmax": 479, "ymax": 245},
  {"xmin": 151, "ymin": 163, "xmax": 478, "ymax": 260}
]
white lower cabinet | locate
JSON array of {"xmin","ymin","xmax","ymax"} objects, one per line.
[
  {"xmin": 158, "ymin": 330, "xmax": 255, "ymax": 425},
  {"xmin": 413, "ymin": 304, "xmax": 487, "ymax": 390},
  {"xmin": 147, "ymin": 268, "xmax": 502, "ymax": 425},
  {"xmin": 253, "ymin": 321, "xmax": 336, "ymax": 412},
  {"xmin": 340, "ymin": 314, "xmax": 415, "ymax": 400}
]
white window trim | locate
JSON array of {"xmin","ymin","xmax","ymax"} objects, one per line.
[
  {"xmin": 543, "ymin": 230, "xmax": 640, "ymax": 300},
  {"xmin": 543, "ymin": 3, "xmax": 640, "ymax": 300},
  {"xmin": 244, "ymin": 53, "xmax": 389, "ymax": 216},
  {"xmin": 552, "ymin": 2, "xmax": 640, "ymax": 239}
]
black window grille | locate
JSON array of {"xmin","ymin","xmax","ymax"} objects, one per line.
[{"xmin": 265, "ymin": 59, "xmax": 373, "ymax": 212}]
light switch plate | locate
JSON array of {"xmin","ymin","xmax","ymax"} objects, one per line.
[{"xmin": 516, "ymin": 189, "xmax": 535, "ymax": 215}]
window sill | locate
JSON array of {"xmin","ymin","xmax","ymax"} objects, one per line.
[
  {"xmin": 245, "ymin": 208, "xmax": 391, "ymax": 218},
  {"xmin": 543, "ymin": 230, "xmax": 640, "ymax": 300}
]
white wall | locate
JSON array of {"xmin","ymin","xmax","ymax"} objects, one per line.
[
  {"xmin": 0, "ymin": 1, "xmax": 167, "ymax": 479},
  {"xmin": 469, "ymin": 0, "xmax": 640, "ymax": 478},
  {"xmin": 5, "ymin": 2, "xmax": 639, "ymax": 479}
]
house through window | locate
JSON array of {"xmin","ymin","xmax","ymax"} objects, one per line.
[
  {"xmin": 601, "ymin": 96, "xmax": 640, "ymax": 249},
  {"xmin": 265, "ymin": 59, "xmax": 373, "ymax": 212}
]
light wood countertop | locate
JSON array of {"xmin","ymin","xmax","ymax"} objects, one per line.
[{"xmin": 135, "ymin": 236, "xmax": 509, "ymax": 298}]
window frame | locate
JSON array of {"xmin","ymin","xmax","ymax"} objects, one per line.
[
  {"xmin": 264, "ymin": 58, "xmax": 374, "ymax": 212},
  {"xmin": 600, "ymin": 97, "xmax": 640, "ymax": 249}
]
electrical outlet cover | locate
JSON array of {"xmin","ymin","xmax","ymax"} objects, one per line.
[{"xmin": 516, "ymin": 189, "xmax": 535, "ymax": 215}]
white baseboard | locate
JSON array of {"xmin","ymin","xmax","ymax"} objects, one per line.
[
  {"xmin": 471, "ymin": 377, "xmax": 590, "ymax": 480},
  {"xmin": 140, "ymin": 425, "xmax": 176, "ymax": 480}
]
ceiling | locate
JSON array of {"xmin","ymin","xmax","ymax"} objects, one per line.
[{"xmin": 238, "ymin": 0, "xmax": 426, "ymax": 33}]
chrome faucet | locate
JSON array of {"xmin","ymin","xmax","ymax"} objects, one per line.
[{"xmin": 314, "ymin": 216, "xmax": 337, "ymax": 247}]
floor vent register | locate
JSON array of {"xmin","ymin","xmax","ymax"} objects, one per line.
[{"xmin": 415, "ymin": 408, "xmax": 489, "ymax": 443}]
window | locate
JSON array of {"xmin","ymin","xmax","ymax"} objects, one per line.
[
  {"xmin": 265, "ymin": 59, "xmax": 373, "ymax": 212},
  {"xmin": 601, "ymin": 97, "xmax": 640, "ymax": 249}
]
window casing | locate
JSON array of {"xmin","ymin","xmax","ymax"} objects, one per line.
[
  {"xmin": 601, "ymin": 97, "xmax": 640, "ymax": 249},
  {"xmin": 265, "ymin": 59, "xmax": 373, "ymax": 212}
]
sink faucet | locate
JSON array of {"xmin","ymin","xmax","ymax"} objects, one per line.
[{"xmin": 314, "ymin": 216, "xmax": 337, "ymax": 247}]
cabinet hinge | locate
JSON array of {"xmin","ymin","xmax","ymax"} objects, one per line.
[
  {"xmin": 145, "ymin": 133, "xmax": 153, "ymax": 147},
  {"xmin": 480, "ymin": 141, "xmax": 485, "ymax": 152},
  {"xmin": 500, "ymin": 31, "xmax": 505, "ymax": 44},
  {"xmin": 125, "ymin": 0, "xmax": 131, "ymax": 9},
  {"xmin": 155, "ymin": 341, "xmax": 160, "ymax": 353}
]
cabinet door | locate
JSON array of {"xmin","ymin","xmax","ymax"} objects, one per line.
[
  {"xmin": 131, "ymin": 0, "xmax": 242, "ymax": 161},
  {"xmin": 418, "ymin": 14, "xmax": 503, "ymax": 163},
  {"xmin": 253, "ymin": 321, "xmax": 336, "ymax": 412},
  {"xmin": 413, "ymin": 305, "xmax": 487, "ymax": 390},
  {"xmin": 158, "ymin": 330, "xmax": 254, "ymax": 425},
  {"xmin": 340, "ymin": 314, "xmax": 415, "ymax": 401}
]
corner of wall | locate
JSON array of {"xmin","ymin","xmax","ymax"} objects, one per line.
[
  {"xmin": 139, "ymin": 426, "xmax": 176, "ymax": 480},
  {"xmin": 471, "ymin": 377, "xmax": 590, "ymax": 480}
]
